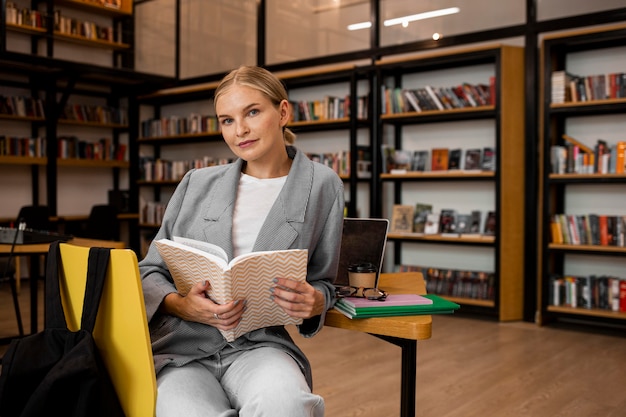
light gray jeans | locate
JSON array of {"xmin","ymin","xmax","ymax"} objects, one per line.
[{"xmin": 156, "ymin": 346, "xmax": 325, "ymax": 417}]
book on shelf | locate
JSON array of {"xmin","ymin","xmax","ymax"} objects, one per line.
[
  {"xmin": 466, "ymin": 210, "xmax": 483, "ymax": 236},
  {"xmin": 390, "ymin": 149, "xmax": 413, "ymax": 173},
  {"xmin": 390, "ymin": 205, "xmax": 415, "ymax": 233},
  {"xmin": 483, "ymin": 211, "xmax": 496, "ymax": 236},
  {"xmin": 413, "ymin": 203, "xmax": 433, "ymax": 234},
  {"xmin": 448, "ymin": 148, "xmax": 462, "ymax": 170},
  {"xmin": 154, "ymin": 236, "xmax": 308, "ymax": 342},
  {"xmin": 398, "ymin": 265, "xmax": 495, "ymax": 301},
  {"xmin": 464, "ymin": 148, "xmax": 482, "ymax": 171},
  {"xmin": 481, "ymin": 147, "xmax": 495, "ymax": 171},
  {"xmin": 454, "ymin": 214, "xmax": 472, "ymax": 235},
  {"xmin": 423, "ymin": 213, "xmax": 440, "ymax": 235},
  {"xmin": 334, "ymin": 294, "xmax": 459, "ymax": 319},
  {"xmin": 550, "ymin": 275, "xmax": 626, "ymax": 312},
  {"xmin": 431, "ymin": 148, "xmax": 449, "ymax": 171},
  {"xmin": 439, "ymin": 209, "xmax": 457, "ymax": 235},
  {"xmin": 412, "ymin": 150, "xmax": 429, "ymax": 172}
]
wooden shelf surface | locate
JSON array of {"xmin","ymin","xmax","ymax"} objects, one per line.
[{"xmin": 388, "ymin": 233, "xmax": 496, "ymax": 245}]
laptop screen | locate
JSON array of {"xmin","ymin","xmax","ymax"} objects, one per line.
[{"xmin": 335, "ymin": 218, "xmax": 389, "ymax": 287}]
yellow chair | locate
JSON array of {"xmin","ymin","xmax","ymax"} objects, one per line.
[{"xmin": 58, "ymin": 243, "xmax": 156, "ymax": 417}]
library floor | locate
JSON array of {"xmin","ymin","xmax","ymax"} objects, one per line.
[{"xmin": 1, "ymin": 281, "xmax": 625, "ymax": 417}]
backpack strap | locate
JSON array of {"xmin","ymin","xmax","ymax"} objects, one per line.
[
  {"xmin": 80, "ymin": 247, "xmax": 111, "ymax": 333},
  {"xmin": 44, "ymin": 242, "xmax": 111, "ymax": 333}
]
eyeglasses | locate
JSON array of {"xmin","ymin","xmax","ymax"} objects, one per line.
[{"xmin": 336, "ymin": 286, "xmax": 388, "ymax": 301}]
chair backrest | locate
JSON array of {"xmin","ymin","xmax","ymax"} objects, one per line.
[
  {"xmin": 17, "ymin": 205, "xmax": 51, "ymax": 231},
  {"xmin": 58, "ymin": 243, "xmax": 156, "ymax": 417},
  {"xmin": 86, "ymin": 204, "xmax": 119, "ymax": 240}
]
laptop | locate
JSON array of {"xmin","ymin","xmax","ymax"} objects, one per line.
[{"xmin": 335, "ymin": 218, "xmax": 389, "ymax": 287}]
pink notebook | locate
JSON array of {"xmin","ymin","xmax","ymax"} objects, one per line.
[{"xmin": 341, "ymin": 294, "xmax": 433, "ymax": 308}]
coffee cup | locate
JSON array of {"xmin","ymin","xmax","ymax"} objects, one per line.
[{"xmin": 347, "ymin": 262, "xmax": 378, "ymax": 288}]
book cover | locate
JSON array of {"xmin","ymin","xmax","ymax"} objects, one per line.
[
  {"xmin": 483, "ymin": 211, "xmax": 496, "ymax": 235},
  {"xmin": 439, "ymin": 209, "xmax": 457, "ymax": 235},
  {"xmin": 448, "ymin": 148, "xmax": 462, "ymax": 170},
  {"xmin": 431, "ymin": 148, "xmax": 449, "ymax": 171},
  {"xmin": 412, "ymin": 150, "xmax": 429, "ymax": 171},
  {"xmin": 154, "ymin": 237, "xmax": 308, "ymax": 342},
  {"xmin": 413, "ymin": 203, "xmax": 433, "ymax": 234},
  {"xmin": 390, "ymin": 205, "xmax": 414, "ymax": 233},
  {"xmin": 464, "ymin": 148, "xmax": 482, "ymax": 170},
  {"xmin": 391, "ymin": 149, "xmax": 413, "ymax": 172},
  {"xmin": 454, "ymin": 214, "xmax": 472, "ymax": 235},
  {"xmin": 482, "ymin": 147, "xmax": 496, "ymax": 171},
  {"xmin": 424, "ymin": 213, "xmax": 440, "ymax": 235},
  {"xmin": 337, "ymin": 294, "xmax": 433, "ymax": 312}
]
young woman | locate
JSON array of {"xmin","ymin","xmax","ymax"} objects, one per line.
[{"xmin": 139, "ymin": 65, "xmax": 344, "ymax": 416}]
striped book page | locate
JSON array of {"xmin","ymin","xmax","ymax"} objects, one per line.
[{"xmin": 154, "ymin": 238, "xmax": 307, "ymax": 341}]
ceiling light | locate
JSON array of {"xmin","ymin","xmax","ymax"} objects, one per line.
[
  {"xmin": 347, "ymin": 21, "xmax": 372, "ymax": 31},
  {"xmin": 384, "ymin": 7, "xmax": 460, "ymax": 27}
]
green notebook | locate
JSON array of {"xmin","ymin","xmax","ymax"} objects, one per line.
[{"xmin": 334, "ymin": 294, "xmax": 460, "ymax": 319}]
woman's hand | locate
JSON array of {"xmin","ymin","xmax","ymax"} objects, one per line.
[
  {"xmin": 161, "ymin": 281, "xmax": 245, "ymax": 330},
  {"xmin": 270, "ymin": 278, "xmax": 325, "ymax": 319}
]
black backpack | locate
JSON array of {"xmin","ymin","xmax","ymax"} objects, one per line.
[{"xmin": 0, "ymin": 241, "xmax": 125, "ymax": 417}]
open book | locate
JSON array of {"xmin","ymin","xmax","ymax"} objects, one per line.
[{"xmin": 154, "ymin": 236, "xmax": 308, "ymax": 341}]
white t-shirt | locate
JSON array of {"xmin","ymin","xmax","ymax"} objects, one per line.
[{"xmin": 232, "ymin": 173, "xmax": 287, "ymax": 258}]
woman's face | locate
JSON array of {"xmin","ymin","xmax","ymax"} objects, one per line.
[{"xmin": 216, "ymin": 84, "xmax": 289, "ymax": 164}]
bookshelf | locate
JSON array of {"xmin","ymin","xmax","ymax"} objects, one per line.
[
  {"xmin": 134, "ymin": 64, "xmax": 372, "ymax": 255},
  {"xmin": 375, "ymin": 45, "xmax": 526, "ymax": 321},
  {"xmin": 539, "ymin": 25, "xmax": 626, "ymax": 327},
  {"xmin": 1, "ymin": 0, "xmax": 173, "ymax": 251}
]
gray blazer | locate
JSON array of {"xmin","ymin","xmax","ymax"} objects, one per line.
[{"xmin": 139, "ymin": 146, "xmax": 344, "ymax": 388}]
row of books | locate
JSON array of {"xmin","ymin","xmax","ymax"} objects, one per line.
[
  {"xmin": 398, "ymin": 264, "xmax": 495, "ymax": 301},
  {"xmin": 58, "ymin": 136, "xmax": 127, "ymax": 162},
  {"xmin": 551, "ymin": 70, "xmax": 626, "ymax": 104},
  {"xmin": 550, "ymin": 214, "xmax": 626, "ymax": 247},
  {"xmin": 334, "ymin": 294, "xmax": 460, "ymax": 319},
  {"xmin": 0, "ymin": 95, "xmax": 45, "ymax": 119},
  {"xmin": 289, "ymin": 94, "xmax": 368, "ymax": 122},
  {"xmin": 54, "ymin": 10, "xmax": 118, "ymax": 43},
  {"xmin": 381, "ymin": 145, "xmax": 495, "ymax": 173},
  {"xmin": 391, "ymin": 204, "xmax": 496, "ymax": 237},
  {"xmin": 382, "ymin": 79, "xmax": 495, "ymax": 114},
  {"xmin": 0, "ymin": 136, "xmax": 46, "ymax": 158},
  {"xmin": 306, "ymin": 149, "xmax": 372, "ymax": 178},
  {"xmin": 139, "ymin": 155, "xmax": 234, "ymax": 182},
  {"xmin": 60, "ymin": 104, "xmax": 127, "ymax": 125},
  {"xmin": 550, "ymin": 135, "xmax": 626, "ymax": 175},
  {"xmin": 139, "ymin": 199, "xmax": 166, "ymax": 226},
  {"xmin": 5, "ymin": 3, "xmax": 45, "ymax": 29},
  {"xmin": 550, "ymin": 275, "xmax": 626, "ymax": 312},
  {"xmin": 140, "ymin": 114, "xmax": 220, "ymax": 139}
]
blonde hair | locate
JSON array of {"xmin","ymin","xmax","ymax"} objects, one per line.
[{"xmin": 214, "ymin": 65, "xmax": 296, "ymax": 145}]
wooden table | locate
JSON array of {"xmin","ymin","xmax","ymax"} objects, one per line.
[
  {"xmin": 325, "ymin": 272, "xmax": 432, "ymax": 417},
  {"xmin": 0, "ymin": 237, "xmax": 126, "ymax": 335}
]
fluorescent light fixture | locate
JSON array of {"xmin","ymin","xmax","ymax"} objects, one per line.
[
  {"xmin": 347, "ymin": 21, "xmax": 372, "ymax": 31},
  {"xmin": 383, "ymin": 7, "xmax": 460, "ymax": 27}
]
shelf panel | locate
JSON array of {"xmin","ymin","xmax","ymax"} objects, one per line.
[
  {"xmin": 381, "ymin": 105, "xmax": 495, "ymax": 124},
  {"xmin": 55, "ymin": 0, "xmax": 133, "ymax": 16},
  {"xmin": 137, "ymin": 180, "xmax": 180, "ymax": 186},
  {"xmin": 57, "ymin": 158, "xmax": 129, "ymax": 168},
  {"xmin": 0, "ymin": 114, "xmax": 45, "ymax": 122},
  {"xmin": 548, "ymin": 243, "xmax": 626, "ymax": 255},
  {"xmin": 547, "ymin": 305, "xmax": 626, "ymax": 320},
  {"xmin": 0, "ymin": 156, "xmax": 47, "ymax": 165},
  {"xmin": 445, "ymin": 296, "xmax": 495, "ymax": 308},
  {"xmin": 548, "ymin": 173, "xmax": 626, "ymax": 184},
  {"xmin": 6, "ymin": 23, "xmax": 47, "ymax": 35},
  {"xmin": 58, "ymin": 119, "xmax": 128, "ymax": 129},
  {"xmin": 388, "ymin": 233, "xmax": 496, "ymax": 246},
  {"xmin": 138, "ymin": 131, "xmax": 222, "ymax": 145},
  {"xmin": 54, "ymin": 31, "xmax": 130, "ymax": 50},
  {"xmin": 381, "ymin": 170, "xmax": 495, "ymax": 181}
]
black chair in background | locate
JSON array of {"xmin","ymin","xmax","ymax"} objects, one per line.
[
  {"xmin": 85, "ymin": 204, "xmax": 120, "ymax": 241},
  {"xmin": 0, "ymin": 205, "xmax": 52, "ymax": 339}
]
